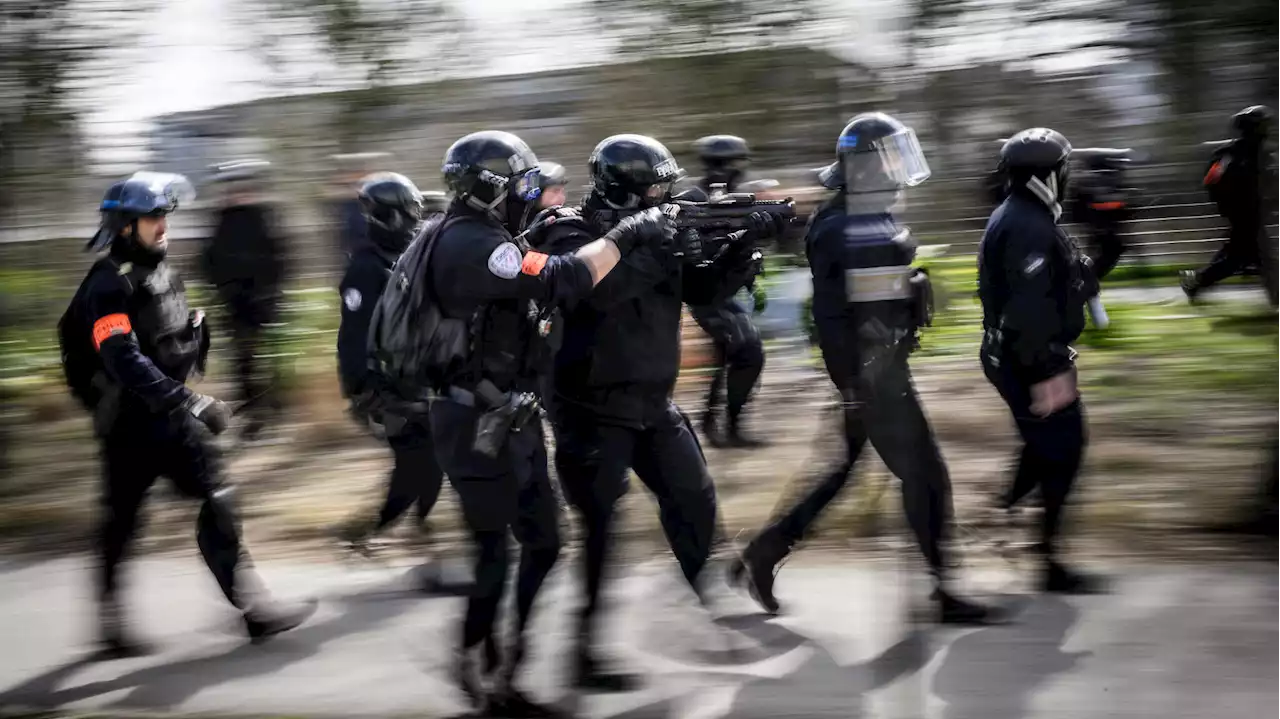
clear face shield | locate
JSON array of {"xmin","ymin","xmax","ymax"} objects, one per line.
[{"xmin": 843, "ymin": 128, "xmax": 931, "ymax": 215}]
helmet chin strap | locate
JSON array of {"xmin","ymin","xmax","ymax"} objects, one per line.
[{"xmin": 1025, "ymin": 174, "xmax": 1063, "ymax": 222}]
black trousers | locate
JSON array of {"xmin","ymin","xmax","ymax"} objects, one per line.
[
  {"xmin": 227, "ymin": 297, "xmax": 282, "ymax": 419},
  {"xmin": 553, "ymin": 399, "xmax": 719, "ymax": 647},
  {"xmin": 982, "ymin": 350, "xmax": 1087, "ymax": 558},
  {"xmin": 1197, "ymin": 217, "xmax": 1278, "ymax": 306},
  {"xmin": 691, "ymin": 299, "xmax": 764, "ymax": 420},
  {"xmin": 99, "ymin": 410, "xmax": 254, "ymax": 609},
  {"xmin": 763, "ymin": 359, "xmax": 950, "ymax": 575},
  {"xmin": 429, "ymin": 400, "xmax": 560, "ymax": 651},
  {"xmin": 374, "ymin": 418, "xmax": 445, "ymax": 532}
]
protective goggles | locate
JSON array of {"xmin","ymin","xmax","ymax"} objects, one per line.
[{"xmin": 510, "ymin": 168, "xmax": 543, "ymax": 202}]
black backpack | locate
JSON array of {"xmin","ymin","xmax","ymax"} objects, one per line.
[
  {"xmin": 58, "ymin": 258, "xmax": 129, "ymax": 411},
  {"xmin": 366, "ymin": 213, "xmax": 473, "ymax": 400}
]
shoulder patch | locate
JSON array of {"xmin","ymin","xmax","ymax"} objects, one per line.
[
  {"xmin": 343, "ymin": 287, "xmax": 362, "ymax": 311},
  {"xmin": 1023, "ymin": 253, "xmax": 1046, "ymax": 277},
  {"xmin": 487, "ymin": 242, "xmax": 523, "ymax": 280}
]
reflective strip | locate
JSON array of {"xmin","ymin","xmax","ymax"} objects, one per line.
[
  {"xmin": 521, "ymin": 251, "xmax": 549, "ymax": 276},
  {"xmin": 844, "ymin": 265, "xmax": 914, "ymax": 303},
  {"xmin": 92, "ymin": 313, "xmax": 132, "ymax": 350}
]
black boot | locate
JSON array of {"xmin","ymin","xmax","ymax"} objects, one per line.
[
  {"xmin": 702, "ymin": 410, "xmax": 726, "ymax": 448},
  {"xmin": 933, "ymin": 587, "xmax": 996, "ymax": 625},
  {"xmin": 1044, "ymin": 559, "xmax": 1108, "ymax": 595},
  {"xmin": 1180, "ymin": 270, "xmax": 1201, "ymax": 304},
  {"xmin": 726, "ymin": 410, "xmax": 768, "ymax": 449},
  {"xmin": 573, "ymin": 644, "xmax": 640, "ymax": 693},
  {"xmin": 96, "ymin": 597, "xmax": 154, "ymax": 660},
  {"xmin": 454, "ymin": 640, "xmax": 498, "ymax": 712},
  {"xmin": 243, "ymin": 597, "xmax": 318, "ymax": 643},
  {"xmin": 728, "ymin": 530, "xmax": 790, "ymax": 615}
]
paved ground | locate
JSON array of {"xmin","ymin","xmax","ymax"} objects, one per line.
[{"xmin": 0, "ymin": 555, "xmax": 1274, "ymax": 719}]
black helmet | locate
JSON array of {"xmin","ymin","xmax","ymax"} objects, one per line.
[
  {"xmin": 818, "ymin": 112, "xmax": 930, "ymax": 192},
  {"xmin": 695, "ymin": 135, "xmax": 750, "ymax": 189},
  {"xmin": 358, "ymin": 172, "xmax": 425, "ymax": 252},
  {"xmin": 539, "ymin": 161, "xmax": 567, "ymax": 190},
  {"xmin": 695, "ymin": 134, "xmax": 750, "ymax": 162},
  {"xmin": 88, "ymin": 172, "xmax": 195, "ymax": 252},
  {"xmin": 999, "ymin": 128, "xmax": 1072, "ymax": 204},
  {"xmin": 442, "ymin": 130, "xmax": 542, "ymax": 231},
  {"xmin": 588, "ymin": 134, "xmax": 684, "ymax": 209},
  {"xmin": 1233, "ymin": 105, "xmax": 1272, "ymax": 138}
]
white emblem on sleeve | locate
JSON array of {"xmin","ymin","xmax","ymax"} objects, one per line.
[
  {"xmin": 343, "ymin": 288, "xmax": 362, "ymax": 311},
  {"xmin": 1023, "ymin": 254, "xmax": 1046, "ymax": 277},
  {"xmin": 487, "ymin": 242, "xmax": 523, "ymax": 279}
]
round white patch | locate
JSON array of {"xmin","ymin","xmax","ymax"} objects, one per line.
[
  {"xmin": 487, "ymin": 242, "xmax": 523, "ymax": 280},
  {"xmin": 343, "ymin": 287, "xmax": 362, "ymax": 311}
]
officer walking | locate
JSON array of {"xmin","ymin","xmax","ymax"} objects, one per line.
[
  {"xmin": 1071, "ymin": 148, "xmax": 1133, "ymax": 280},
  {"xmin": 730, "ymin": 114, "xmax": 992, "ymax": 624},
  {"xmin": 1182, "ymin": 105, "xmax": 1278, "ymax": 307},
  {"xmin": 61, "ymin": 173, "xmax": 315, "ymax": 658},
  {"xmin": 531, "ymin": 134, "xmax": 781, "ymax": 690},
  {"xmin": 203, "ymin": 160, "xmax": 288, "ymax": 441},
  {"xmin": 685, "ymin": 135, "xmax": 768, "ymax": 448},
  {"xmin": 430, "ymin": 131, "xmax": 672, "ymax": 714},
  {"xmin": 978, "ymin": 128, "xmax": 1104, "ymax": 594},
  {"xmin": 333, "ymin": 173, "xmax": 445, "ymax": 560}
]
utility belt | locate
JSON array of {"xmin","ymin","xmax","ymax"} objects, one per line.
[
  {"xmin": 440, "ymin": 378, "xmax": 541, "ymax": 460},
  {"xmin": 845, "ymin": 265, "xmax": 934, "ymax": 330}
]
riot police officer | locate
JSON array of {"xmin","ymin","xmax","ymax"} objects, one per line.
[
  {"xmin": 203, "ymin": 160, "xmax": 287, "ymax": 441},
  {"xmin": 430, "ymin": 131, "xmax": 673, "ymax": 714},
  {"xmin": 730, "ymin": 114, "xmax": 991, "ymax": 624},
  {"xmin": 1182, "ymin": 105, "xmax": 1278, "ymax": 307},
  {"xmin": 62, "ymin": 173, "xmax": 315, "ymax": 658},
  {"xmin": 686, "ymin": 135, "xmax": 768, "ymax": 447},
  {"xmin": 532, "ymin": 134, "xmax": 781, "ymax": 690},
  {"xmin": 979, "ymin": 128, "xmax": 1104, "ymax": 594},
  {"xmin": 333, "ymin": 173, "xmax": 445, "ymax": 560},
  {"xmin": 536, "ymin": 161, "xmax": 569, "ymax": 210},
  {"xmin": 1071, "ymin": 148, "xmax": 1134, "ymax": 280}
]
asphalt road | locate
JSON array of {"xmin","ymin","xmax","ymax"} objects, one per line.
[{"xmin": 0, "ymin": 555, "xmax": 1274, "ymax": 719}]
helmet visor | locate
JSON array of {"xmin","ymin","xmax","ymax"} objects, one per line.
[
  {"xmin": 127, "ymin": 172, "xmax": 197, "ymax": 214},
  {"xmin": 874, "ymin": 128, "xmax": 930, "ymax": 187}
]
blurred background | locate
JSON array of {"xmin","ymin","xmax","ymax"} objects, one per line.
[{"xmin": 0, "ymin": 0, "xmax": 1275, "ymax": 564}]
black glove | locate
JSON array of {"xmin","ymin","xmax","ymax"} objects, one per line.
[
  {"xmin": 601, "ymin": 206, "xmax": 676, "ymax": 254},
  {"xmin": 179, "ymin": 393, "xmax": 231, "ymax": 435},
  {"xmin": 743, "ymin": 211, "xmax": 782, "ymax": 240}
]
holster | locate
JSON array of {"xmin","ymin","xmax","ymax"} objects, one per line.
[
  {"xmin": 471, "ymin": 389, "xmax": 541, "ymax": 461},
  {"xmin": 909, "ymin": 268, "xmax": 935, "ymax": 329}
]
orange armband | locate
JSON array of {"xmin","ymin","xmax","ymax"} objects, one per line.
[
  {"xmin": 521, "ymin": 251, "xmax": 549, "ymax": 276},
  {"xmin": 92, "ymin": 313, "xmax": 132, "ymax": 350}
]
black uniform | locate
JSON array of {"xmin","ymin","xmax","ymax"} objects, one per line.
[
  {"xmin": 1071, "ymin": 153, "xmax": 1131, "ymax": 280},
  {"xmin": 538, "ymin": 195, "xmax": 755, "ymax": 673},
  {"xmin": 203, "ymin": 202, "xmax": 287, "ymax": 429},
  {"xmin": 734, "ymin": 112, "xmax": 989, "ymax": 624},
  {"xmin": 979, "ymin": 192, "xmax": 1093, "ymax": 577},
  {"xmin": 745, "ymin": 198, "xmax": 952, "ymax": 580},
  {"xmin": 67, "ymin": 240, "xmax": 317, "ymax": 652},
  {"xmin": 337, "ymin": 244, "xmax": 444, "ymax": 538},
  {"xmin": 1198, "ymin": 140, "xmax": 1269, "ymax": 285},
  {"xmin": 429, "ymin": 200, "xmax": 596, "ymax": 668},
  {"xmin": 681, "ymin": 181, "xmax": 767, "ymax": 446}
]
